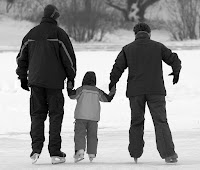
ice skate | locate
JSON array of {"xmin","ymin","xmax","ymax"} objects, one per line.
[
  {"xmin": 30, "ymin": 153, "xmax": 40, "ymax": 164},
  {"xmin": 51, "ymin": 151, "xmax": 66, "ymax": 164},
  {"xmin": 134, "ymin": 158, "xmax": 138, "ymax": 164},
  {"xmin": 88, "ymin": 154, "xmax": 96, "ymax": 162},
  {"xmin": 51, "ymin": 156, "xmax": 66, "ymax": 164},
  {"xmin": 165, "ymin": 153, "xmax": 178, "ymax": 163},
  {"xmin": 74, "ymin": 149, "xmax": 84, "ymax": 163}
]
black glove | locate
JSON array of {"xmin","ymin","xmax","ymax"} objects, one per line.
[
  {"xmin": 109, "ymin": 82, "xmax": 116, "ymax": 91},
  {"xmin": 20, "ymin": 78, "xmax": 30, "ymax": 91},
  {"xmin": 168, "ymin": 72, "xmax": 179, "ymax": 84},
  {"xmin": 67, "ymin": 79, "xmax": 74, "ymax": 89}
]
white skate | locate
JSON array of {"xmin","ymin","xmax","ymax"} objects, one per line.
[
  {"xmin": 51, "ymin": 156, "xmax": 66, "ymax": 164},
  {"xmin": 31, "ymin": 153, "xmax": 40, "ymax": 164},
  {"xmin": 88, "ymin": 154, "xmax": 96, "ymax": 162},
  {"xmin": 74, "ymin": 149, "xmax": 84, "ymax": 163}
]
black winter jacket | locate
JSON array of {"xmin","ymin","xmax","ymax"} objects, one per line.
[
  {"xmin": 16, "ymin": 17, "xmax": 76, "ymax": 89},
  {"xmin": 110, "ymin": 32, "xmax": 182, "ymax": 97}
]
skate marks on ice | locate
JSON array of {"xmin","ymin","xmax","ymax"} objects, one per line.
[{"xmin": 0, "ymin": 130, "xmax": 200, "ymax": 169}]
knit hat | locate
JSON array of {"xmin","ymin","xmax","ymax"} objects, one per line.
[
  {"xmin": 44, "ymin": 4, "xmax": 60, "ymax": 20},
  {"xmin": 133, "ymin": 22, "xmax": 151, "ymax": 35},
  {"xmin": 82, "ymin": 71, "xmax": 96, "ymax": 86}
]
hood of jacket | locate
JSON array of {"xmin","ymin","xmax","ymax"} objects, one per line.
[{"xmin": 82, "ymin": 71, "xmax": 96, "ymax": 86}]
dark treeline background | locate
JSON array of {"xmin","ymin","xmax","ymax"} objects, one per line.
[{"xmin": 1, "ymin": 0, "xmax": 200, "ymax": 42}]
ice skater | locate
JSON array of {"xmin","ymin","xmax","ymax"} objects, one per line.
[
  {"xmin": 16, "ymin": 4, "xmax": 76, "ymax": 164},
  {"xmin": 109, "ymin": 23, "xmax": 181, "ymax": 163},
  {"xmin": 67, "ymin": 71, "xmax": 116, "ymax": 163}
]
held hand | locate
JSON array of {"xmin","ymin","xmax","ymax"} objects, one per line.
[
  {"xmin": 168, "ymin": 72, "xmax": 179, "ymax": 84},
  {"xmin": 110, "ymin": 85, "xmax": 116, "ymax": 93},
  {"xmin": 67, "ymin": 79, "xmax": 74, "ymax": 89},
  {"xmin": 109, "ymin": 85, "xmax": 116, "ymax": 96},
  {"xmin": 20, "ymin": 78, "xmax": 30, "ymax": 91},
  {"xmin": 109, "ymin": 82, "xmax": 116, "ymax": 91}
]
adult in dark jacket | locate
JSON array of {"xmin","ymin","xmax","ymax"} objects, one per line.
[
  {"xmin": 109, "ymin": 23, "xmax": 181, "ymax": 163},
  {"xmin": 16, "ymin": 4, "xmax": 76, "ymax": 164}
]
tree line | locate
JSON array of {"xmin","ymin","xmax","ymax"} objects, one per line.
[{"xmin": 2, "ymin": 0, "xmax": 200, "ymax": 42}]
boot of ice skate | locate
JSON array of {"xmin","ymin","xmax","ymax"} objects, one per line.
[
  {"xmin": 134, "ymin": 158, "xmax": 138, "ymax": 164},
  {"xmin": 74, "ymin": 149, "xmax": 84, "ymax": 163},
  {"xmin": 88, "ymin": 154, "xmax": 96, "ymax": 162},
  {"xmin": 30, "ymin": 152, "xmax": 40, "ymax": 164},
  {"xmin": 51, "ymin": 151, "xmax": 66, "ymax": 164},
  {"xmin": 165, "ymin": 153, "xmax": 178, "ymax": 163}
]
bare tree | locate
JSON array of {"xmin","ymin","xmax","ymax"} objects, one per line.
[
  {"xmin": 6, "ymin": 0, "xmax": 15, "ymax": 13},
  {"xmin": 60, "ymin": 0, "xmax": 116, "ymax": 42},
  {"xmin": 165, "ymin": 0, "xmax": 200, "ymax": 40},
  {"xmin": 105, "ymin": 0, "xmax": 160, "ymax": 22}
]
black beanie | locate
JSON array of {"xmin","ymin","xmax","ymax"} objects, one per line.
[{"xmin": 44, "ymin": 4, "xmax": 60, "ymax": 20}]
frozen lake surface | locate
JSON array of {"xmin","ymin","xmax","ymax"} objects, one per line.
[{"xmin": 0, "ymin": 50, "xmax": 200, "ymax": 169}]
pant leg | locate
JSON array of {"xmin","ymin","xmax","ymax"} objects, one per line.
[
  {"xmin": 74, "ymin": 119, "xmax": 87, "ymax": 152},
  {"xmin": 46, "ymin": 88, "xmax": 64, "ymax": 156},
  {"xmin": 128, "ymin": 95, "xmax": 146, "ymax": 158},
  {"xmin": 30, "ymin": 86, "xmax": 48, "ymax": 154},
  {"xmin": 87, "ymin": 120, "xmax": 98, "ymax": 155},
  {"xmin": 146, "ymin": 94, "xmax": 176, "ymax": 159}
]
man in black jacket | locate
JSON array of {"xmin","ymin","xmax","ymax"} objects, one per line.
[
  {"xmin": 16, "ymin": 4, "xmax": 76, "ymax": 164},
  {"xmin": 109, "ymin": 23, "xmax": 181, "ymax": 163}
]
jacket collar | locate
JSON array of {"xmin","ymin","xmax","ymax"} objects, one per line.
[
  {"xmin": 40, "ymin": 17, "xmax": 57, "ymax": 25},
  {"xmin": 135, "ymin": 31, "xmax": 150, "ymax": 40}
]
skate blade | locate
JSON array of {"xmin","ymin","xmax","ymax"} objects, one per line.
[
  {"xmin": 51, "ymin": 157, "xmax": 66, "ymax": 164},
  {"xmin": 74, "ymin": 157, "xmax": 84, "ymax": 163},
  {"xmin": 165, "ymin": 158, "xmax": 178, "ymax": 163},
  {"xmin": 134, "ymin": 158, "xmax": 138, "ymax": 164},
  {"xmin": 31, "ymin": 153, "xmax": 40, "ymax": 164},
  {"xmin": 89, "ymin": 158, "xmax": 93, "ymax": 162}
]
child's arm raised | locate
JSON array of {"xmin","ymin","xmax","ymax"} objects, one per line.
[{"xmin": 99, "ymin": 86, "xmax": 116, "ymax": 102}]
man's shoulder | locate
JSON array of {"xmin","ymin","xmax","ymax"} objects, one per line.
[
  {"xmin": 56, "ymin": 26, "xmax": 68, "ymax": 35},
  {"xmin": 150, "ymin": 39, "xmax": 164, "ymax": 46}
]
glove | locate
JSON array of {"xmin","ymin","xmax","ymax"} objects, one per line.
[
  {"xmin": 168, "ymin": 72, "xmax": 179, "ymax": 84},
  {"xmin": 20, "ymin": 78, "xmax": 29, "ymax": 91},
  {"xmin": 109, "ymin": 85, "xmax": 116, "ymax": 95},
  {"xmin": 67, "ymin": 79, "xmax": 74, "ymax": 89},
  {"xmin": 109, "ymin": 82, "xmax": 116, "ymax": 91}
]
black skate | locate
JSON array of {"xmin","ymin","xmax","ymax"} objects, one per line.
[
  {"xmin": 165, "ymin": 153, "xmax": 178, "ymax": 163},
  {"xmin": 51, "ymin": 151, "xmax": 66, "ymax": 164}
]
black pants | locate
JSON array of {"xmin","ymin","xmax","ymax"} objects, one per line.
[
  {"xmin": 30, "ymin": 86, "xmax": 64, "ymax": 156},
  {"xmin": 128, "ymin": 95, "xmax": 176, "ymax": 159}
]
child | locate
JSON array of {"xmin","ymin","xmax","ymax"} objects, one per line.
[{"xmin": 67, "ymin": 71, "xmax": 116, "ymax": 163}]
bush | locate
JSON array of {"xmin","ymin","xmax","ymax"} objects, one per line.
[
  {"xmin": 164, "ymin": 0, "xmax": 200, "ymax": 40},
  {"xmin": 59, "ymin": 0, "xmax": 118, "ymax": 42}
]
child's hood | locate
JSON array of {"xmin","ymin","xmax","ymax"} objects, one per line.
[{"xmin": 82, "ymin": 71, "xmax": 96, "ymax": 86}]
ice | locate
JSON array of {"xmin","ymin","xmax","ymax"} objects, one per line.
[{"xmin": 0, "ymin": 27, "xmax": 200, "ymax": 169}]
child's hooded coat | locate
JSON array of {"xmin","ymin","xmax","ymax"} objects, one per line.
[{"xmin": 68, "ymin": 71, "xmax": 115, "ymax": 121}]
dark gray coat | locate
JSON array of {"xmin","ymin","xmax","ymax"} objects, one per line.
[{"xmin": 110, "ymin": 32, "xmax": 182, "ymax": 97}]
